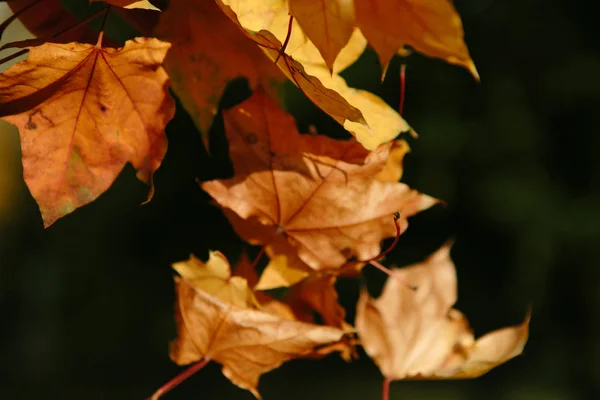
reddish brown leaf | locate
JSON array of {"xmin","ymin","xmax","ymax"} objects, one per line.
[
  {"xmin": 201, "ymin": 90, "xmax": 437, "ymax": 270},
  {"xmin": 155, "ymin": 0, "xmax": 283, "ymax": 144},
  {"xmin": 0, "ymin": 37, "xmax": 175, "ymax": 226}
]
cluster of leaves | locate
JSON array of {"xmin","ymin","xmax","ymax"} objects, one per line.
[{"xmin": 0, "ymin": 0, "xmax": 530, "ymax": 399}]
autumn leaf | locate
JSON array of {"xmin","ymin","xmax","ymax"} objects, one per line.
[
  {"xmin": 201, "ymin": 89, "xmax": 437, "ymax": 270},
  {"xmin": 171, "ymin": 276, "xmax": 347, "ymax": 399},
  {"xmin": 355, "ymin": 243, "xmax": 530, "ymax": 381},
  {"xmin": 0, "ymin": 37, "xmax": 175, "ymax": 227},
  {"xmin": 353, "ymin": 0, "xmax": 478, "ymax": 78},
  {"xmin": 218, "ymin": 0, "xmax": 409, "ymax": 150},
  {"xmin": 255, "ymin": 254, "xmax": 311, "ymax": 290},
  {"xmin": 288, "ymin": 0, "xmax": 355, "ymax": 72},
  {"xmin": 94, "ymin": 0, "xmax": 160, "ymax": 10},
  {"xmin": 155, "ymin": 0, "xmax": 283, "ymax": 145},
  {"xmin": 172, "ymin": 250, "xmax": 260, "ymax": 308}
]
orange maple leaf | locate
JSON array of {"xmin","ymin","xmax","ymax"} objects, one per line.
[
  {"xmin": 170, "ymin": 259, "xmax": 348, "ymax": 399},
  {"xmin": 0, "ymin": 36, "xmax": 175, "ymax": 227},
  {"xmin": 155, "ymin": 0, "xmax": 283, "ymax": 145},
  {"xmin": 355, "ymin": 243, "xmax": 530, "ymax": 382},
  {"xmin": 201, "ymin": 89, "xmax": 437, "ymax": 270},
  {"xmin": 353, "ymin": 0, "xmax": 478, "ymax": 78}
]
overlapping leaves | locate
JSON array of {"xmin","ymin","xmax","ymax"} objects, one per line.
[
  {"xmin": 0, "ymin": 2, "xmax": 528, "ymax": 400},
  {"xmin": 201, "ymin": 89, "xmax": 437, "ymax": 270}
]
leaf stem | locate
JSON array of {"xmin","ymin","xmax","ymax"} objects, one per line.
[
  {"xmin": 274, "ymin": 15, "xmax": 294, "ymax": 65},
  {"xmin": 149, "ymin": 358, "xmax": 210, "ymax": 400},
  {"xmin": 95, "ymin": 5, "xmax": 111, "ymax": 48},
  {"xmin": 399, "ymin": 64, "xmax": 406, "ymax": 116},
  {"xmin": 362, "ymin": 212, "xmax": 402, "ymax": 263},
  {"xmin": 250, "ymin": 246, "xmax": 267, "ymax": 270},
  {"xmin": 382, "ymin": 377, "xmax": 391, "ymax": 400}
]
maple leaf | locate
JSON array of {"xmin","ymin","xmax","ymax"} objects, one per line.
[
  {"xmin": 353, "ymin": 0, "xmax": 478, "ymax": 78},
  {"xmin": 355, "ymin": 243, "xmax": 530, "ymax": 381},
  {"xmin": 201, "ymin": 90, "xmax": 437, "ymax": 270},
  {"xmin": 0, "ymin": 37, "xmax": 175, "ymax": 227},
  {"xmin": 218, "ymin": 0, "xmax": 409, "ymax": 150},
  {"xmin": 172, "ymin": 250, "xmax": 260, "ymax": 308},
  {"xmin": 94, "ymin": 0, "xmax": 160, "ymax": 11},
  {"xmin": 171, "ymin": 273, "xmax": 347, "ymax": 398},
  {"xmin": 288, "ymin": 0, "xmax": 355, "ymax": 72},
  {"xmin": 155, "ymin": 0, "xmax": 283, "ymax": 145}
]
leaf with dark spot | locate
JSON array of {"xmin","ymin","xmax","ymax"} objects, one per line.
[{"xmin": 0, "ymin": 38, "xmax": 175, "ymax": 226}]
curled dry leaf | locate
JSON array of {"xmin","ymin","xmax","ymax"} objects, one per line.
[
  {"xmin": 353, "ymin": 0, "xmax": 478, "ymax": 78},
  {"xmin": 0, "ymin": 37, "xmax": 175, "ymax": 227},
  {"xmin": 201, "ymin": 90, "xmax": 437, "ymax": 270},
  {"xmin": 155, "ymin": 0, "xmax": 283, "ymax": 145},
  {"xmin": 355, "ymin": 243, "xmax": 530, "ymax": 381},
  {"xmin": 171, "ymin": 270, "xmax": 347, "ymax": 398},
  {"xmin": 255, "ymin": 254, "xmax": 311, "ymax": 290},
  {"xmin": 218, "ymin": 0, "xmax": 409, "ymax": 150},
  {"xmin": 172, "ymin": 250, "xmax": 260, "ymax": 308}
]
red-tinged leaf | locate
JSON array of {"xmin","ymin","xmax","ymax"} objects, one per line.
[
  {"xmin": 155, "ymin": 0, "xmax": 283, "ymax": 145},
  {"xmin": 201, "ymin": 90, "xmax": 437, "ymax": 270}
]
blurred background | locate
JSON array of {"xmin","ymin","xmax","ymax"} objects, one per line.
[{"xmin": 0, "ymin": 0, "xmax": 598, "ymax": 399}]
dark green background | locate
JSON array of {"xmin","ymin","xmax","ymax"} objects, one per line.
[{"xmin": 1, "ymin": 0, "xmax": 598, "ymax": 399}]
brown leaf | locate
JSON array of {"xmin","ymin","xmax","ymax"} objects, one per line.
[
  {"xmin": 0, "ymin": 37, "xmax": 174, "ymax": 227},
  {"xmin": 171, "ymin": 276, "xmax": 347, "ymax": 399},
  {"xmin": 201, "ymin": 90, "xmax": 437, "ymax": 270},
  {"xmin": 288, "ymin": 0, "xmax": 355, "ymax": 72},
  {"xmin": 355, "ymin": 243, "xmax": 530, "ymax": 380},
  {"xmin": 155, "ymin": 0, "xmax": 283, "ymax": 144},
  {"xmin": 353, "ymin": 0, "xmax": 478, "ymax": 78}
]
